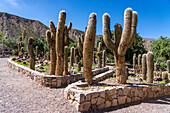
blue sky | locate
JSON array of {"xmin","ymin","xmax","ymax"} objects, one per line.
[{"xmin": 0, "ymin": 0, "xmax": 170, "ymax": 39}]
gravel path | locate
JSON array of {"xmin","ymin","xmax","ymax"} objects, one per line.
[{"xmin": 0, "ymin": 58, "xmax": 170, "ymax": 113}]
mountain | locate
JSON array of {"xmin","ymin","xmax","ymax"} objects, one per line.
[
  {"xmin": 0, "ymin": 12, "xmax": 49, "ymax": 39},
  {"xmin": 143, "ymin": 38, "xmax": 157, "ymax": 51}
]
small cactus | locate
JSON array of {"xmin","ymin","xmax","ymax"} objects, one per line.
[
  {"xmin": 83, "ymin": 13, "xmax": 96, "ymax": 85},
  {"xmin": 18, "ymin": 47, "xmax": 24, "ymax": 58},
  {"xmin": 27, "ymin": 37, "xmax": 35, "ymax": 70},
  {"xmin": 55, "ymin": 11, "xmax": 66, "ymax": 75},
  {"xmin": 70, "ymin": 47, "xmax": 74, "ymax": 66},
  {"xmin": 133, "ymin": 54, "xmax": 136, "ymax": 69},
  {"xmin": 97, "ymin": 42, "xmax": 102, "ymax": 68},
  {"xmin": 142, "ymin": 54, "xmax": 147, "ymax": 80},
  {"xmin": 64, "ymin": 46, "xmax": 69, "ymax": 75},
  {"xmin": 102, "ymin": 50, "xmax": 106, "ymax": 67},
  {"xmin": 35, "ymin": 46, "xmax": 38, "ymax": 59},
  {"xmin": 146, "ymin": 52, "xmax": 154, "ymax": 83},
  {"xmin": 138, "ymin": 54, "xmax": 141, "ymax": 66},
  {"xmin": 154, "ymin": 63, "xmax": 158, "ymax": 71},
  {"xmin": 167, "ymin": 60, "xmax": 170, "ymax": 73}
]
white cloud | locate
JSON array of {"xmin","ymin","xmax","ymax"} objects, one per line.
[{"xmin": 5, "ymin": 0, "xmax": 18, "ymax": 7}]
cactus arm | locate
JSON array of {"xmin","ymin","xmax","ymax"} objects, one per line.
[
  {"xmin": 46, "ymin": 30, "xmax": 52, "ymax": 46},
  {"xmin": 50, "ymin": 21, "xmax": 56, "ymax": 40},
  {"xmin": 128, "ymin": 11, "xmax": 138, "ymax": 48},
  {"xmin": 103, "ymin": 13, "xmax": 116, "ymax": 52},
  {"xmin": 67, "ymin": 21, "xmax": 72, "ymax": 31},
  {"xmin": 114, "ymin": 23, "xmax": 122, "ymax": 49}
]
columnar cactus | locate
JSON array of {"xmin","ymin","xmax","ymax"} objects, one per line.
[
  {"xmin": 74, "ymin": 48, "xmax": 78, "ymax": 63},
  {"xmin": 70, "ymin": 47, "xmax": 74, "ymax": 66},
  {"xmin": 18, "ymin": 36, "xmax": 23, "ymax": 58},
  {"xmin": 97, "ymin": 42, "xmax": 102, "ymax": 68},
  {"xmin": 103, "ymin": 8, "xmax": 138, "ymax": 83},
  {"xmin": 154, "ymin": 63, "xmax": 158, "ymax": 71},
  {"xmin": 22, "ymin": 28, "xmax": 26, "ymax": 39},
  {"xmin": 47, "ymin": 52, "xmax": 50, "ymax": 61},
  {"xmin": 78, "ymin": 62, "xmax": 81, "ymax": 72},
  {"xmin": 46, "ymin": 21, "xmax": 56, "ymax": 75},
  {"xmin": 35, "ymin": 46, "xmax": 38, "ymax": 59},
  {"xmin": 167, "ymin": 60, "xmax": 170, "ymax": 73},
  {"xmin": 55, "ymin": 11, "xmax": 66, "ymax": 75},
  {"xmin": 142, "ymin": 54, "xmax": 147, "ymax": 80},
  {"xmin": 27, "ymin": 37, "xmax": 35, "ymax": 70},
  {"xmin": 133, "ymin": 54, "xmax": 136, "ymax": 69},
  {"xmin": 64, "ymin": 46, "xmax": 69, "ymax": 75},
  {"xmin": 93, "ymin": 51, "xmax": 96, "ymax": 64},
  {"xmin": 138, "ymin": 54, "xmax": 141, "ymax": 66},
  {"xmin": 102, "ymin": 50, "xmax": 106, "ymax": 67},
  {"xmin": 64, "ymin": 22, "xmax": 72, "ymax": 47},
  {"xmin": 77, "ymin": 34, "xmax": 84, "ymax": 59},
  {"xmin": 83, "ymin": 13, "xmax": 96, "ymax": 85},
  {"xmin": 146, "ymin": 52, "xmax": 154, "ymax": 83},
  {"xmin": 19, "ymin": 47, "xmax": 24, "ymax": 58}
]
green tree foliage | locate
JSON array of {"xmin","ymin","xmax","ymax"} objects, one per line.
[{"xmin": 151, "ymin": 36, "xmax": 170, "ymax": 60}]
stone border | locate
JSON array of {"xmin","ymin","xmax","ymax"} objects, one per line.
[
  {"xmin": 7, "ymin": 59, "xmax": 109, "ymax": 88},
  {"xmin": 64, "ymin": 82, "xmax": 170, "ymax": 112}
]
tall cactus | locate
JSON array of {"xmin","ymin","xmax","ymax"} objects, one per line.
[
  {"xmin": 167, "ymin": 60, "xmax": 170, "ymax": 73},
  {"xmin": 74, "ymin": 48, "xmax": 78, "ymax": 63},
  {"xmin": 146, "ymin": 52, "xmax": 154, "ymax": 83},
  {"xmin": 142, "ymin": 54, "xmax": 147, "ymax": 80},
  {"xmin": 138, "ymin": 54, "xmax": 141, "ymax": 66},
  {"xmin": 64, "ymin": 22, "xmax": 72, "ymax": 47},
  {"xmin": 97, "ymin": 42, "xmax": 102, "ymax": 68},
  {"xmin": 133, "ymin": 54, "xmax": 136, "ymax": 69},
  {"xmin": 27, "ymin": 37, "xmax": 35, "ymax": 70},
  {"xmin": 55, "ymin": 11, "xmax": 66, "ymax": 75},
  {"xmin": 35, "ymin": 46, "xmax": 38, "ymax": 59},
  {"xmin": 102, "ymin": 50, "xmax": 106, "ymax": 67},
  {"xmin": 93, "ymin": 51, "xmax": 96, "ymax": 64},
  {"xmin": 64, "ymin": 46, "xmax": 69, "ymax": 75},
  {"xmin": 18, "ymin": 36, "xmax": 23, "ymax": 58},
  {"xmin": 77, "ymin": 34, "xmax": 84, "ymax": 59},
  {"xmin": 46, "ymin": 21, "xmax": 56, "ymax": 75},
  {"xmin": 83, "ymin": 13, "xmax": 96, "ymax": 85},
  {"xmin": 103, "ymin": 8, "xmax": 138, "ymax": 84},
  {"xmin": 70, "ymin": 47, "xmax": 74, "ymax": 66},
  {"xmin": 154, "ymin": 63, "xmax": 158, "ymax": 71}
]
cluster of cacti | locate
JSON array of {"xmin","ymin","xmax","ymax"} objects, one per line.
[
  {"xmin": 133, "ymin": 54, "xmax": 136, "ymax": 69},
  {"xmin": 18, "ymin": 36, "xmax": 23, "ymax": 58},
  {"xmin": 162, "ymin": 72, "xmax": 169, "ymax": 83},
  {"xmin": 46, "ymin": 21, "xmax": 56, "ymax": 75},
  {"xmin": 64, "ymin": 46, "xmax": 69, "ymax": 75},
  {"xmin": 77, "ymin": 34, "xmax": 84, "ymax": 59},
  {"xmin": 103, "ymin": 8, "xmax": 138, "ymax": 83},
  {"xmin": 35, "ymin": 46, "xmax": 38, "ymax": 59},
  {"xmin": 142, "ymin": 54, "xmax": 147, "ymax": 80},
  {"xmin": 102, "ymin": 50, "xmax": 106, "ymax": 67},
  {"xmin": 167, "ymin": 60, "xmax": 170, "ymax": 73},
  {"xmin": 138, "ymin": 54, "xmax": 141, "ymax": 66},
  {"xmin": 27, "ymin": 37, "xmax": 35, "ymax": 70},
  {"xmin": 70, "ymin": 47, "xmax": 74, "ymax": 66},
  {"xmin": 64, "ymin": 22, "xmax": 72, "ymax": 47},
  {"xmin": 97, "ymin": 42, "xmax": 102, "ymax": 68},
  {"xmin": 83, "ymin": 13, "xmax": 96, "ymax": 85},
  {"xmin": 146, "ymin": 52, "xmax": 154, "ymax": 83}
]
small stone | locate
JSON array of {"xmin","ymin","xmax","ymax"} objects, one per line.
[
  {"xmin": 75, "ymin": 94, "xmax": 85, "ymax": 104},
  {"xmin": 135, "ymin": 97, "xmax": 140, "ymax": 101},
  {"xmin": 97, "ymin": 103, "xmax": 105, "ymax": 109},
  {"xmin": 112, "ymin": 99, "xmax": 118, "ymax": 106},
  {"xmin": 91, "ymin": 92, "xmax": 100, "ymax": 98},
  {"xmin": 97, "ymin": 97, "xmax": 105, "ymax": 105},
  {"xmin": 126, "ymin": 97, "xmax": 131, "ymax": 103},
  {"xmin": 91, "ymin": 98, "xmax": 98, "ymax": 104},
  {"xmin": 100, "ymin": 91, "xmax": 105, "ymax": 98},
  {"xmin": 135, "ymin": 90, "xmax": 139, "ymax": 97},
  {"xmin": 79, "ymin": 102, "xmax": 91, "ymax": 112},
  {"xmin": 109, "ymin": 88, "xmax": 116, "ymax": 95},
  {"xmin": 105, "ymin": 93, "xmax": 112, "ymax": 101},
  {"xmin": 118, "ymin": 96, "xmax": 127, "ymax": 105},
  {"xmin": 105, "ymin": 101, "xmax": 111, "ymax": 108},
  {"xmin": 91, "ymin": 104, "xmax": 97, "ymax": 110},
  {"xmin": 85, "ymin": 93, "xmax": 91, "ymax": 101},
  {"xmin": 148, "ymin": 92, "xmax": 154, "ymax": 98}
]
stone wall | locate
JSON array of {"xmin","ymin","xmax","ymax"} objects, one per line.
[
  {"xmin": 64, "ymin": 82, "xmax": 170, "ymax": 112},
  {"xmin": 7, "ymin": 59, "xmax": 109, "ymax": 88}
]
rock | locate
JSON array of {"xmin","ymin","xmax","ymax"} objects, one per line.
[
  {"xmin": 97, "ymin": 97, "xmax": 105, "ymax": 105},
  {"xmin": 148, "ymin": 92, "xmax": 154, "ymax": 98},
  {"xmin": 100, "ymin": 91, "xmax": 105, "ymax": 98},
  {"xmin": 91, "ymin": 92, "xmax": 100, "ymax": 98},
  {"xmin": 97, "ymin": 103, "xmax": 105, "ymax": 109},
  {"xmin": 118, "ymin": 96, "xmax": 127, "ymax": 105},
  {"xmin": 105, "ymin": 101, "xmax": 111, "ymax": 108},
  {"xmin": 85, "ymin": 93, "xmax": 91, "ymax": 101},
  {"xmin": 112, "ymin": 99, "xmax": 118, "ymax": 106},
  {"xmin": 126, "ymin": 97, "xmax": 131, "ymax": 103},
  {"xmin": 75, "ymin": 94, "xmax": 85, "ymax": 104},
  {"xmin": 109, "ymin": 88, "xmax": 116, "ymax": 95},
  {"xmin": 91, "ymin": 97, "xmax": 98, "ymax": 104},
  {"xmin": 79, "ymin": 102, "xmax": 91, "ymax": 112}
]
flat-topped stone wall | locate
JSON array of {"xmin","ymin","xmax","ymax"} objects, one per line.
[
  {"xmin": 7, "ymin": 59, "xmax": 109, "ymax": 88},
  {"xmin": 64, "ymin": 82, "xmax": 170, "ymax": 112}
]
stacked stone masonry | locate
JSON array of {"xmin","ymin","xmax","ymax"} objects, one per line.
[
  {"xmin": 7, "ymin": 59, "xmax": 109, "ymax": 88},
  {"xmin": 64, "ymin": 82, "xmax": 170, "ymax": 112}
]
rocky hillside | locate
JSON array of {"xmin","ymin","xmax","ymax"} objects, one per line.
[
  {"xmin": 143, "ymin": 38, "xmax": 157, "ymax": 51},
  {"xmin": 0, "ymin": 12, "xmax": 49, "ymax": 39}
]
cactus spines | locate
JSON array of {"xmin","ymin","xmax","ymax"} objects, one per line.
[
  {"xmin": 146, "ymin": 52, "xmax": 154, "ymax": 83},
  {"xmin": 35, "ymin": 46, "xmax": 38, "ymax": 59},
  {"xmin": 64, "ymin": 46, "xmax": 69, "ymax": 75},
  {"xmin": 46, "ymin": 20, "xmax": 56, "ymax": 75},
  {"xmin": 64, "ymin": 22, "xmax": 72, "ymax": 47},
  {"xmin": 97, "ymin": 42, "xmax": 102, "ymax": 68},
  {"xmin": 27, "ymin": 37, "xmax": 35, "ymax": 70},
  {"xmin": 55, "ymin": 11, "xmax": 66, "ymax": 75},
  {"xmin": 102, "ymin": 50, "xmax": 106, "ymax": 67},
  {"xmin": 133, "ymin": 54, "xmax": 136, "ymax": 69},
  {"xmin": 103, "ymin": 8, "xmax": 138, "ymax": 84},
  {"xmin": 70, "ymin": 47, "xmax": 74, "ymax": 66},
  {"xmin": 83, "ymin": 13, "xmax": 96, "ymax": 85},
  {"xmin": 138, "ymin": 54, "xmax": 141, "ymax": 66},
  {"xmin": 167, "ymin": 60, "xmax": 170, "ymax": 73},
  {"xmin": 142, "ymin": 54, "xmax": 147, "ymax": 80}
]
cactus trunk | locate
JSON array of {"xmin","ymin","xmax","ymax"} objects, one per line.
[
  {"xmin": 147, "ymin": 52, "xmax": 154, "ymax": 83},
  {"xmin": 27, "ymin": 37, "xmax": 35, "ymax": 70},
  {"xmin": 133, "ymin": 54, "xmax": 136, "ymax": 69},
  {"xmin": 97, "ymin": 42, "xmax": 102, "ymax": 68},
  {"xmin": 142, "ymin": 54, "xmax": 147, "ymax": 80},
  {"xmin": 70, "ymin": 47, "xmax": 74, "ymax": 66},
  {"xmin": 64, "ymin": 46, "xmax": 69, "ymax": 75},
  {"xmin": 102, "ymin": 50, "xmax": 106, "ymax": 67},
  {"xmin": 83, "ymin": 13, "xmax": 96, "ymax": 85},
  {"xmin": 167, "ymin": 60, "xmax": 170, "ymax": 73}
]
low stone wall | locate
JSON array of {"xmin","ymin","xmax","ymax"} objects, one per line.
[
  {"xmin": 64, "ymin": 82, "xmax": 170, "ymax": 112},
  {"xmin": 7, "ymin": 59, "xmax": 109, "ymax": 88}
]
